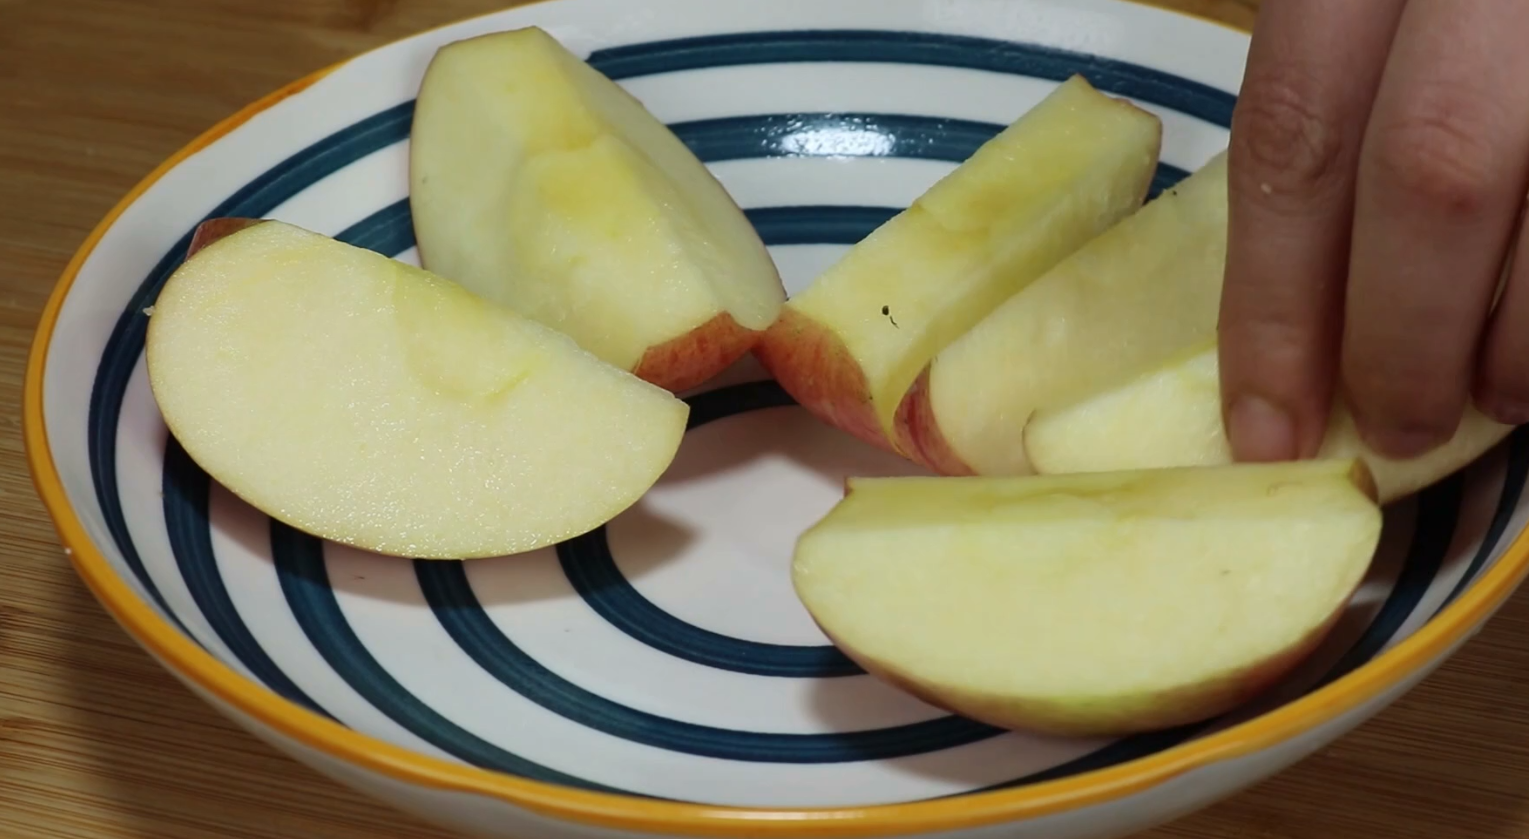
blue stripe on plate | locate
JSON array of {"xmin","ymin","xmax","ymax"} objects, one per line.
[
  {"xmin": 676, "ymin": 113, "xmax": 1005, "ymax": 162},
  {"xmin": 271, "ymin": 521, "xmax": 658, "ymax": 796},
  {"xmin": 340, "ymin": 199, "xmax": 414, "ymax": 254},
  {"xmin": 587, "ymin": 30, "xmax": 1237, "ymax": 128},
  {"xmin": 1433, "ymin": 428, "xmax": 1529, "ymax": 615},
  {"xmin": 162, "ymin": 438, "xmax": 334, "ymax": 719},
  {"xmin": 1309, "ymin": 476, "xmax": 1462, "ymax": 686},
  {"xmin": 560, "ymin": 382, "xmax": 863, "ymax": 679},
  {"xmin": 417, "ymin": 556, "xmax": 1001, "ymax": 763},
  {"xmin": 747, "ymin": 206, "xmax": 898, "ymax": 245},
  {"xmin": 668, "ymin": 114, "xmax": 1189, "ymax": 198},
  {"xmin": 336, "ymin": 199, "xmax": 908, "ymax": 256}
]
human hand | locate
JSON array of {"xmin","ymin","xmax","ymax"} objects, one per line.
[{"xmin": 1217, "ymin": 0, "xmax": 1529, "ymax": 464}]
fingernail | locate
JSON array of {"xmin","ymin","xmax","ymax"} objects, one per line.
[{"xmin": 1227, "ymin": 395, "xmax": 1298, "ymax": 462}]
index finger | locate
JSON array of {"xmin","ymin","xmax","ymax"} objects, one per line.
[{"xmin": 1218, "ymin": 0, "xmax": 1405, "ymax": 462}]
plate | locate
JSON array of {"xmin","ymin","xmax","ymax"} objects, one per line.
[{"xmin": 25, "ymin": 1, "xmax": 1529, "ymax": 837}]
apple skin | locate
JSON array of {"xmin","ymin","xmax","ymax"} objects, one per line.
[
  {"xmin": 635, "ymin": 312, "xmax": 758, "ymax": 394},
  {"xmin": 187, "ymin": 217, "xmax": 263, "ymax": 257},
  {"xmin": 890, "ymin": 369, "xmax": 976, "ymax": 475},
  {"xmin": 792, "ymin": 461, "xmax": 1381, "ymax": 738},
  {"xmin": 814, "ymin": 607, "xmax": 1346, "ymax": 738},
  {"xmin": 899, "ymin": 459, "xmax": 1372, "ymax": 738},
  {"xmin": 186, "ymin": 219, "xmax": 749, "ymax": 397},
  {"xmin": 147, "ymin": 219, "xmax": 690, "ymax": 560},
  {"xmin": 755, "ymin": 76, "xmax": 1163, "ymax": 455},
  {"xmin": 754, "ymin": 307, "xmax": 898, "ymax": 454},
  {"xmin": 409, "ymin": 26, "xmax": 786, "ymax": 396},
  {"xmin": 889, "ymin": 151, "xmax": 1232, "ymax": 477}
]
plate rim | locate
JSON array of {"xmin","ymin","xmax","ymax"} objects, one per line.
[{"xmin": 24, "ymin": 1, "xmax": 1529, "ymax": 836}]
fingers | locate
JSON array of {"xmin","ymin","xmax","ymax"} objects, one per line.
[
  {"xmin": 1218, "ymin": 0, "xmax": 1406, "ymax": 463},
  {"xmin": 1475, "ymin": 216, "xmax": 1529, "ymax": 424},
  {"xmin": 1343, "ymin": 0, "xmax": 1529, "ymax": 457}
]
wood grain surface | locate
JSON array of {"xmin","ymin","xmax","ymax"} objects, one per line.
[{"xmin": 5, "ymin": 1, "xmax": 1528, "ymax": 837}]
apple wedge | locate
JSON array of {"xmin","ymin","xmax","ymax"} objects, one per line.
[
  {"xmin": 409, "ymin": 26, "xmax": 786, "ymax": 394},
  {"xmin": 145, "ymin": 219, "xmax": 689, "ymax": 560},
  {"xmin": 187, "ymin": 216, "xmax": 263, "ymax": 256},
  {"xmin": 894, "ymin": 151, "xmax": 1230, "ymax": 475},
  {"xmin": 793, "ymin": 459, "xmax": 1383, "ymax": 737},
  {"xmin": 1023, "ymin": 342, "xmax": 1515, "ymax": 504},
  {"xmin": 754, "ymin": 75, "xmax": 1163, "ymax": 453}
]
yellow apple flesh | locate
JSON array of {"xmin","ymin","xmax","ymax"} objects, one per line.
[
  {"xmin": 894, "ymin": 152, "xmax": 1230, "ymax": 475},
  {"xmin": 792, "ymin": 459, "xmax": 1382, "ymax": 737},
  {"xmin": 754, "ymin": 75, "xmax": 1163, "ymax": 453},
  {"xmin": 1023, "ymin": 342, "xmax": 1514, "ymax": 504},
  {"xmin": 145, "ymin": 219, "xmax": 689, "ymax": 560},
  {"xmin": 409, "ymin": 26, "xmax": 786, "ymax": 393}
]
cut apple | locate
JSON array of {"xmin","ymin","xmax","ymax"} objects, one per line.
[
  {"xmin": 145, "ymin": 219, "xmax": 689, "ymax": 560},
  {"xmin": 754, "ymin": 75, "xmax": 1163, "ymax": 453},
  {"xmin": 1023, "ymin": 342, "xmax": 1514, "ymax": 504},
  {"xmin": 793, "ymin": 459, "xmax": 1382, "ymax": 737},
  {"xmin": 895, "ymin": 152, "xmax": 1230, "ymax": 476},
  {"xmin": 187, "ymin": 216, "xmax": 263, "ymax": 256},
  {"xmin": 409, "ymin": 26, "xmax": 786, "ymax": 393}
]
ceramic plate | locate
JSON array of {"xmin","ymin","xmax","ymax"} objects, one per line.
[{"xmin": 26, "ymin": 0, "xmax": 1529, "ymax": 836}]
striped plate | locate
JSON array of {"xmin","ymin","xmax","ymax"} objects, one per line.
[{"xmin": 26, "ymin": 0, "xmax": 1529, "ymax": 837}]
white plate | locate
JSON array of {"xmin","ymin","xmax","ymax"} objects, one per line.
[{"xmin": 26, "ymin": 1, "xmax": 1529, "ymax": 837}]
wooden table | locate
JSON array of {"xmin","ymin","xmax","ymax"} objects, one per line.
[{"xmin": 3, "ymin": 1, "xmax": 1527, "ymax": 837}]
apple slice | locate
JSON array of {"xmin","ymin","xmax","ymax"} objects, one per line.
[
  {"xmin": 793, "ymin": 459, "xmax": 1382, "ymax": 737},
  {"xmin": 409, "ymin": 26, "xmax": 787, "ymax": 394},
  {"xmin": 754, "ymin": 75, "xmax": 1163, "ymax": 453},
  {"xmin": 894, "ymin": 151, "xmax": 1230, "ymax": 476},
  {"xmin": 1023, "ymin": 342, "xmax": 1514, "ymax": 504},
  {"xmin": 145, "ymin": 219, "xmax": 689, "ymax": 560},
  {"xmin": 187, "ymin": 216, "xmax": 263, "ymax": 256}
]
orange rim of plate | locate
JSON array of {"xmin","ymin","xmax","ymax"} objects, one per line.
[{"xmin": 23, "ymin": 2, "xmax": 1529, "ymax": 837}]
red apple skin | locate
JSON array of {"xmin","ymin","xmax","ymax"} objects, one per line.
[
  {"xmin": 890, "ymin": 368, "xmax": 976, "ymax": 476},
  {"xmin": 633, "ymin": 312, "xmax": 761, "ymax": 393},
  {"xmin": 190, "ymin": 218, "xmax": 758, "ymax": 395},
  {"xmin": 753, "ymin": 307, "xmax": 899, "ymax": 454},
  {"xmin": 187, "ymin": 217, "xmax": 265, "ymax": 258},
  {"xmin": 817, "ymin": 602, "xmax": 1349, "ymax": 739},
  {"xmin": 809, "ymin": 461, "xmax": 1381, "ymax": 738},
  {"xmin": 885, "ymin": 145, "xmax": 1180, "ymax": 478}
]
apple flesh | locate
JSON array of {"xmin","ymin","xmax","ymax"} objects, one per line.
[
  {"xmin": 793, "ymin": 459, "xmax": 1382, "ymax": 737},
  {"xmin": 409, "ymin": 26, "xmax": 786, "ymax": 394},
  {"xmin": 754, "ymin": 75, "xmax": 1163, "ymax": 453},
  {"xmin": 145, "ymin": 219, "xmax": 689, "ymax": 560},
  {"xmin": 894, "ymin": 152, "xmax": 1230, "ymax": 475},
  {"xmin": 1023, "ymin": 342, "xmax": 1515, "ymax": 504}
]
